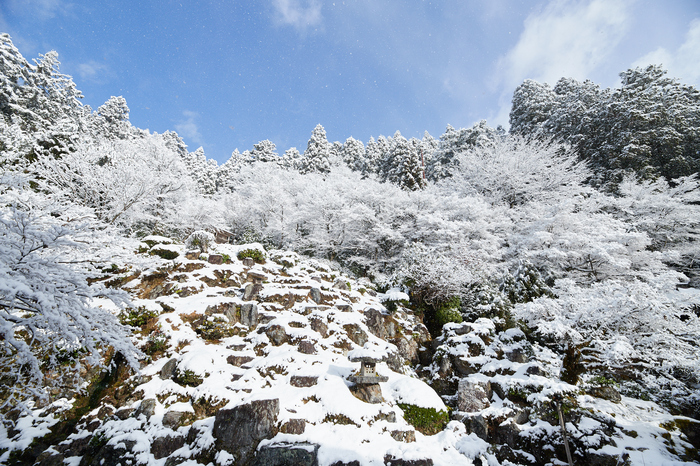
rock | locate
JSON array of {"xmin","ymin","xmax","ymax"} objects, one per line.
[
  {"xmin": 384, "ymin": 456, "xmax": 433, "ymax": 466},
  {"xmin": 457, "ymin": 379, "xmax": 492, "ymax": 412},
  {"xmin": 349, "ymin": 383, "xmax": 384, "ymax": 404},
  {"xmin": 163, "ymin": 410, "xmax": 192, "ymax": 429},
  {"xmin": 280, "ymin": 419, "xmax": 306, "ymax": 435},
  {"xmin": 290, "ymin": 375, "xmax": 318, "ymax": 387},
  {"xmin": 265, "ymin": 325, "xmax": 290, "ymax": 346},
  {"xmin": 525, "ymin": 365, "xmax": 546, "ymax": 376},
  {"xmin": 310, "ymin": 317, "xmax": 328, "ymax": 338},
  {"xmin": 390, "ymin": 430, "xmax": 416, "ymax": 443},
  {"xmin": 240, "ymin": 303, "xmax": 258, "ymax": 327},
  {"xmin": 151, "ymin": 434, "xmax": 185, "ymax": 459},
  {"xmin": 298, "ymin": 340, "xmax": 317, "ymax": 354},
  {"xmin": 587, "ymin": 386, "xmax": 622, "ymax": 403},
  {"xmin": 506, "ymin": 347, "xmax": 529, "ymax": 363},
  {"xmin": 114, "ymin": 408, "xmax": 134, "ymax": 420},
  {"xmin": 160, "ymin": 359, "xmax": 178, "ymax": 380},
  {"xmin": 227, "ymin": 354, "xmax": 254, "ymax": 366},
  {"xmin": 310, "ymin": 287, "xmax": 322, "ymax": 304},
  {"xmin": 462, "ymin": 414, "xmax": 488, "ymax": 440},
  {"xmin": 136, "ymin": 398, "xmax": 157, "ymax": 419},
  {"xmin": 495, "ymin": 419, "xmax": 521, "ymax": 448},
  {"xmin": 213, "ymin": 399, "xmax": 280, "ymax": 459},
  {"xmin": 677, "ymin": 418, "xmax": 700, "ymax": 449},
  {"xmin": 185, "ymin": 251, "xmax": 199, "ymax": 260},
  {"xmin": 335, "ymin": 303, "xmax": 352, "ymax": 312},
  {"xmin": 87, "ymin": 439, "xmax": 137, "ymax": 466},
  {"xmin": 243, "ymin": 257, "xmax": 255, "ymax": 267},
  {"xmin": 208, "ymin": 254, "xmax": 223, "ymax": 265},
  {"xmin": 252, "ymin": 442, "xmax": 319, "ymax": 466},
  {"xmin": 343, "ymin": 323, "xmax": 368, "ymax": 346},
  {"xmin": 244, "ymin": 283, "xmax": 263, "ymax": 301},
  {"xmin": 395, "ymin": 336, "xmax": 419, "ymax": 365},
  {"xmin": 333, "ymin": 279, "xmax": 349, "ymax": 291},
  {"xmin": 364, "ymin": 308, "xmax": 398, "ymax": 340}
]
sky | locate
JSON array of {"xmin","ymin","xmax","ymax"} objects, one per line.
[{"xmin": 2, "ymin": 0, "xmax": 700, "ymax": 163}]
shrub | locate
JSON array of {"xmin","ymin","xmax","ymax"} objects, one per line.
[
  {"xmin": 237, "ymin": 248, "xmax": 265, "ymax": 263},
  {"xmin": 119, "ymin": 306, "xmax": 159, "ymax": 330},
  {"xmin": 398, "ymin": 403, "xmax": 449, "ymax": 435},
  {"xmin": 174, "ymin": 369, "xmax": 203, "ymax": 387},
  {"xmin": 150, "ymin": 244, "xmax": 179, "ymax": 260},
  {"xmin": 143, "ymin": 328, "xmax": 170, "ymax": 356},
  {"xmin": 185, "ymin": 230, "xmax": 216, "ymax": 253}
]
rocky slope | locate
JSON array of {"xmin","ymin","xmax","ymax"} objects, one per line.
[{"xmin": 3, "ymin": 240, "xmax": 699, "ymax": 465}]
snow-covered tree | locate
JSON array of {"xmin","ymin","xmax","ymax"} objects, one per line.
[
  {"xmin": 0, "ymin": 173, "xmax": 140, "ymax": 419},
  {"xmin": 280, "ymin": 147, "xmax": 302, "ymax": 170},
  {"xmin": 299, "ymin": 124, "xmax": 331, "ymax": 174},
  {"xmin": 452, "ymin": 135, "xmax": 588, "ymax": 207},
  {"xmin": 341, "ymin": 136, "xmax": 366, "ymax": 172},
  {"xmin": 250, "ymin": 139, "xmax": 278, "ymax": 163}
]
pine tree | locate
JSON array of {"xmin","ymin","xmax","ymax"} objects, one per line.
[
  {"xmin": 280, "ymin": 147, "xmax": 302, "ymax": 170},
  {"xmin": 250, "ymin": 139, "xmax": 278, "ymax": 163},
  {"xmin": 300, "ymin": 124, "xmax": 331, "ymax": 174},
  {"xmin": 341, "ymin": 136, "xmax": 366, "ymax": 172}
]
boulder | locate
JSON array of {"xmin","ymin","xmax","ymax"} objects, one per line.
[
  {"xmin": 227, "ymin": 355, "xmax": 254, "ymax": 367},
  {"xmin": 240, "ymin": 303, "xmax": 258, "ymax": 327},
  {"xmin": 364, "ymin": 308, "xmax": 398, "ymax": 340},
  {"xmin": 384, "ymin": 456, "xmax": 433, "ymax": 466},
  {"xmin": 349, "ymin": 383, "xmax": 384, "ymax": 404},
  {"xmin": 343, "ymin": 323, "xmax": 368, "ymax": 346},
  {"xmin": 265, "ymin": 325, "xmax": 290, "ymax": 346},
  {"xmin": 213, "ymin": 399, "xmax": 280, "ymax": 459},
  {"xmin": 290, "ymin": 375, "xmax": 318, "ymax": 388},
  {"xmin": 208, "ymin": 254, "xmax": 223, "ymax": 265},
  {"xmin": 390, "ymin": 430, "xmax": 416, "ymax": 443},
  {"xmin": 310, "ymin": 317, "xmax": 328, "ymax": 338},
  {"xmin": 243, "ymin": 257, "xmax": 255, "ymax": 267},
  {"xmin": 280, "ymin": 419, "xmax": 307, "ymax": 435},
  {"xmin": 160, "ymin": 359, "xmax": 178, "ymax": 380},
  {"xmin": 298, "ymin": 340, "xmax": 317, "ymax": 355},
  {"xmin": 163, "ymin": 410, "xmax": 193, "ymax": 429},
  {"xmin": 309, "ymin": 287, "xmax": 322, "ymax": 304},
  {"xmin": 252, "ymin": 442, "xmax": 319, "ymax": 466},
  {"xmin": 587, "ymin": 386, "xmax": 621, "ymax": 403},
  {"xmin": 462, "ymin": 414, "xmax": 488, "ymax": 440},
  {"xmin": 244, "ymin": 283, "xmax": 263, "ymax": 301},
  {"xmin": 136, "ymin": 398, "xmax": 157, "ymax": 419},
  {"xmin": 151, "ymin": 434, "xmax": 185, "ymax": 459},
  {"xmin": 457, "ymin": 379, "xmax": 492, "ymax": 412},
  {"xmin": 333, "ymin": 279, "xmax": 349, "ymax": 291}
]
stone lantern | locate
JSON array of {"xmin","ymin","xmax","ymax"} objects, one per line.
[{"xmin": 348, "ymin": 352, "xmax": 388, "ymax": 404}]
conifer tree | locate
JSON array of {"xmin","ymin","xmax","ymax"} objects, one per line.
[{"xmin": 300, "ymin": 124, "xmax": 331, "ymax": 174}]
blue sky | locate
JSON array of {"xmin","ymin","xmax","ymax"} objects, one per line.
[{"xmin": 2, "ymin": 0, "xmax": 700, "ymax": 163}]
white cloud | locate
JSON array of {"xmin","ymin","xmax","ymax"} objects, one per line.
[
  {"xmin": 76, "ymin": 60, "xmax": 109, "ymax": 81},
  {"xmin": 271, "ymin": 0, "xmax": 322, "ymax": 32},
  {"xmin": 175, "ymin": 111, "xmax": 204, "ymax": 145},
  {"xmin": 491, "ymin": 0, "xmax": 634, "ymax": 126},
  {"xmin": 632, "ymin": 19, "xmax": 700, "ymax": 86},
  {"xmin": 8, "ymin": 0, "xmax": 64, "ymax": 20}
]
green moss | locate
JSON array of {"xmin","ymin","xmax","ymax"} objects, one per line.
[
  {"xmin": 174, "ymin": 369, "xmax": 203, "ymax": 387},
  {"xmin": 150, "ymin": 247, "xmax": 179, "ymax": 260},
  {"xmin": 237, "ymin": 248, "xmax": 265, "ymax": 263},
  {"xmin": 398, "ymin": 403, "xmax": 449, "ymax": 435}
]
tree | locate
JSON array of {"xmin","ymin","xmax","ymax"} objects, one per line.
[
  {"xmin": 0, "ymin": 173, "xmax": 140, "ymax": 419},
  {"xmin": 299, "ymin": 124, "xmax": 331, "ymax": 174},
  {"xmin": 510, "ymin": 66, "xmax": 700, "ymax": 183},
  {"xmin": 280, "ymin": 147, "xmax": 302, "ymax": 170},
  {"xmin": 341, "ymin": 136, "xmax": 366, "ymax": 172},
  {"xmin": 453, "ymin": 135, "xmax": 588, "ymax": 207},
  {"xmin": 250, "ymin": 139, "xmax": 278, "ymax": 163}
]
